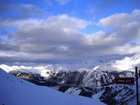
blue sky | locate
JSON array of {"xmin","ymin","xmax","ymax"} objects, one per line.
[{"xmin": 0, "ymin": 0, "xmax": 140, "ymax": 64}]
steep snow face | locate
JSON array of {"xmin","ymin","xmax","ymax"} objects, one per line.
[
  {"xmin": 80, "ymin": 54, "xmax": 140, "ymax": 87},
  {"xmin": 0, "ymin": 68, "xmax": 105, "ymax": 105},
  {"xmin": 78, "ymin": 54, "xmax": 140, "ymax": 87},
  {"xmin": 93, "ymin": 54, "xmax": 140, "ymax": 72}
]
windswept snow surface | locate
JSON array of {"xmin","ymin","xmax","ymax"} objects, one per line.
[{"xmin": 0, "ymin": 69, "xmax": 105, "ymax": 105}]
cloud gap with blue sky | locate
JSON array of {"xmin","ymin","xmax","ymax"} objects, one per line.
[{"xmin": 0, "ymin": 0, "xmax": 140, "ymax": 64}]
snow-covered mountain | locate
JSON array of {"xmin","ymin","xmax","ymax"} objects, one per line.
[
  {"xmin": 0, "ymin": 54, "xmax": 140, "ymax": 105},
  {"xmin": 1, "ymin": 54, "xmax": 139, "ymax": 87},
  {"xmin": 1, "ymin": 54, "xmax": 140, "ymax": 74},
  {"xmin": 64, "ymin": 84, "xmax": 137, "ymax": 105},
  {"xmin": 0, "ymin": 68, "xmax": 105, "ymax": 105},
  {"xmin": 93, "ymin": 54, "xmax": 140, "ymax": 72},
  {"xmin": 0, "ymin": 59, "xmax": 103, "ymax": 73}
]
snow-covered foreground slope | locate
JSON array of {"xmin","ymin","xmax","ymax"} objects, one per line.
[
  {"xmin": 1, "ymin": 54, "xmax": 140, "ymax": 105},
  {"xmin": 0, "ymin": 69, "xmax": 105, "ymax": 105}
]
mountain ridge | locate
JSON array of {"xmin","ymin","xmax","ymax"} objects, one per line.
[
  {"xmin": 0, "ymin": 68, "xmax": 105, "ymax": 105},
  {"xmin": 0, "ymin": 54, "xmax": 140, "ymax": 105}
]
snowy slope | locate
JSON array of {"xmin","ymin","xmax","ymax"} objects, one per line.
[
  {"xmin": 80, "ymin": 54, "xmax": 140, "ymax": 87},
  {"xmin": 0, "ymin": 68, "xmax": 105, "ymax": 105},
  {"xmin": 93, "ymin": 54, "xmax": 140, "ymax": 72},
  {"xmin": 127, "ymin": 78, "xmax": 140, "ymax": 105}
]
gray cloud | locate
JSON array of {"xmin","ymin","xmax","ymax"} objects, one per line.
[
  {"xmin": 0, "ymin": 10, "xmax": 140, "ymax": 63},
  {"xmin": 0, "ymin": 42, "xmax": 19, "ymax": 52},
  {"xmin": 2, "ymin": 15, "xmax": 90, "ymax": 56},
  {"xmin": 99, "ymin": 9, "xmax": 140, "ymax": 45}
]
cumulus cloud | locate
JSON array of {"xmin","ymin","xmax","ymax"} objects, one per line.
[
  {"xmin": 98, "ymin": 9, "xmax": 140, "ymax": 54},
  {"xmin": 99, "ymin": 9, "xmax": 140, "ymax": 44},
  {"xmin": 1, "ymin": 14, "xmax": 90, "ymax": 57},
  {"xmin": 99, "ymin": 9, "xmax": 140, "ymax": 27},
  {"xmin": 0, "ymin": 9, "xmax": 140, "ymax": 63}
]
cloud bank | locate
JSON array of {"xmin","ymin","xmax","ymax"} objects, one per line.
[{"xmin": 0, "ymin": 8, "xmax": 140, "ymax": 63}]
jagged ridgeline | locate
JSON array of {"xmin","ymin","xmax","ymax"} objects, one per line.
[
  {"xmin": 1, "ymin": 54, "xmax": 140, "ymax": 105},
  {"xmin": 9, "ymin": 69, "xmax": 134, "ymax": 87}
]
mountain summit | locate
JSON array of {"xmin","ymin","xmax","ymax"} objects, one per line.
[{"xmin": 93, "ymin": 54, "xmax": 140, "ymax": 72}]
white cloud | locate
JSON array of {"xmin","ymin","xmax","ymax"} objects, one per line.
[
  {"xmin": 2, "ymin": 14, "xmax": 90, "ymax": 55},
  {"xmin": 97, "ymin": 9, "xmax": 140, "ymax": 55},
  {"xmin": 99, "ymin": 13, "xmax": 129, "ymax": 27},
  {"xmin": 99, "ymin": 9, "xmax": 140, "ymax": 27},
  {"xmin": 1, "ymin": 9, "xmax": 140, "ymax": 63},
  {"xmin": 112, "ymin": 43, "xmax": 140, "ymax": 55}
]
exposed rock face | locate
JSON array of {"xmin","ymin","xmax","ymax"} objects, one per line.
[
  {"xmin": 2, "ymin": 54, "xmax": 140, "ymax": 105},
  {"xmin": 10, "ymin": 69, "xmax": 135, "ymax": 87}
]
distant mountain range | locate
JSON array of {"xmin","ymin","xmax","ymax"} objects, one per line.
[{"xmin": 0, "ymin": 54, "xmax": 140, "ymax": 105}]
